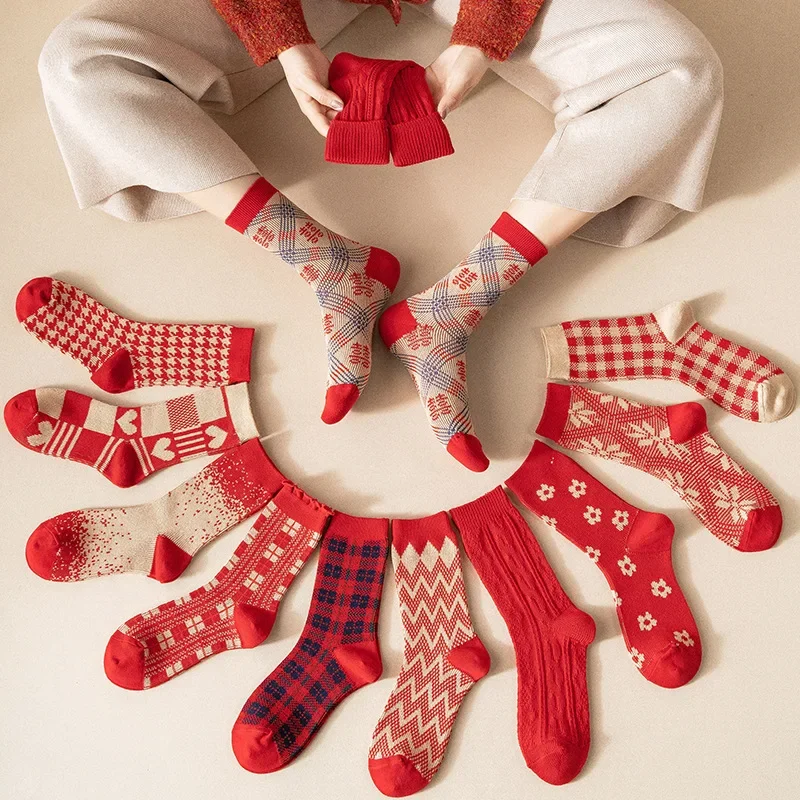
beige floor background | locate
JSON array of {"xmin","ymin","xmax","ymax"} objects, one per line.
[{"xmin": 2, "ymin": 2, "xmax": 799, "ymax": 799}]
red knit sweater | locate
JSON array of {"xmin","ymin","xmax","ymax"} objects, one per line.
[{"xmin": 212, "ymin": 0, "xmax": 546, "ymax": 66}]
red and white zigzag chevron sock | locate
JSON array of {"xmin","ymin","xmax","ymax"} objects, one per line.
[
  {"xmin": 226, "ymin": 177, "xmax": 400, "ymax": 424},
  {"xmin": 26, "ymin": 439, "xmax": 283, "ymax": 583},
  {"xmin": 380, "ymin": 213, "xmax": 547, "ymax": 472},
  {"xmin": 507, "ymin": 443, "xmax": 701, "ymax": 689},
  {"xmin": 5, "ymin": 384, "xmax": 258, "ymax": 487},
  {"xmin": 541, "ymin": 300, "xmax": 795, "ymax": 422},
  {"xmin": 368, "ymin": 513, "xmax": 490, "ymax": 797},
  {"xmin": 537, "ymin": 383, "xmax": 782, "ymax": 551},
  {"xmin": 16, "ymin": 277, "xmax": 253, "ymax": 393},
  {"xmin": 104, "ymin": 483, "xmax": 330, "ymax": 690},
  {"xmin": 451, "ymin": 488, "xmax": 595, "ymax": 784}
]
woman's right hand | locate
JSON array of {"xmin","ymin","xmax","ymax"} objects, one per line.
[{"xmin": 278, "ymin": 43, "xmax": 343, "ymax": 137}]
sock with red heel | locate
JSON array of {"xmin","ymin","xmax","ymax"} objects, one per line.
[
  {"xmin": 368, "ymin": 513, "xmax": 490, "ymax": 796},
  {"xmin": 232, "ymin": 512, "xmax": 388, "ymax": 773},
  {"xmin": 104, "ymin": 483, "xmax": 331, "ymax": 690},
  {"xmin": 380, "ymin": 213, "xmax": 546, "ymax": 471},
  {"xmin": 226, "ymin": 177, "xmax": 400, "ymax": 423},
  {"xmin": 506, "ymin": 441, "xmax": 702, "ymax": 688},
  {"xmin": 16, "ymin": 277, "xmax": 253, "ymax": 393},
  {"xmin": 536, "ymin": 383, "xmax": 782, "ymax": 551}
]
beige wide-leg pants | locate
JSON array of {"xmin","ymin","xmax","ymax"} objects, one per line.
[{"xmin": 38, "ymin": 0, "xmax": 723, "ymax": 246}]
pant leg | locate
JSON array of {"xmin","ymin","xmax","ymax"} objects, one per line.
[
  {"xmin": 38, "ymin": 0, "xmax": 364, "ymax": 222},
  {"xmin": 418, "ymin": 0, "xmax": 724, "ymax": 247}
]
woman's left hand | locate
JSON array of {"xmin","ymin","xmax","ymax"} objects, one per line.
[{"xmin": 426, "ymin": 44, "xmax": 490, "ymax": 119}]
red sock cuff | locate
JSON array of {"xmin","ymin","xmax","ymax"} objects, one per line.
[
  {"xmin": 237, "ymin": 438, "xmax": 286, "ymax": 497},
  {"xmin": 504, "ymin": 439, "xmax": 563, "ymax": 506},
  {"xmin": 325, "ymin": 119, "xmax": 391, "ymax": 165},
  {"xmin": 227, "ymin": 326, "xmax": 254, "ymax": 383},
  {"xmin": 271, "ymin": 483, "xmax": 333, "ymax": 532},
  {"xmin": 225, "ymin": 177, "xmax": 278, "ymax": 233},
  {"xmin": 491, "ymin": 213, "xmax": 548, "ymax": 265},
  {"xmin": 449, "ymin": 486, "xmax": 512, "ymax": 532},
  {"xmin": 535, "ymin": 382, "xmax": 572, "ymax": 441},
  {"xmin": 392, "ymin": 512, "xmax": 454, "ymax": 552},
  {"xmin": 327, "ymin": 512, "xmax": 389, "ymax": 544}
]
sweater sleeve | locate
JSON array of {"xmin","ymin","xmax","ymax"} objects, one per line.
[
  {"xmin": 211, "ymin": 0, "xmax": 315, "ymax": 66},
  {"xmin": 450, "ymin": 0, "xmax": 546, "ymax": 61}
]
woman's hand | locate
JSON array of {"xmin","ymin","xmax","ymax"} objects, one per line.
[
  {"xmin": 278, "ymin": 43, "xmax": 343, "ymax": 137},
  {"xmin": 426, "ymin": 44, "xmax": 490, "ymax": 119}
]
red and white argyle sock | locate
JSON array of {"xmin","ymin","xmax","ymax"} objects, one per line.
[
  {"xmin": 26, "ymin": 439, "xmax": 283, "ymax": 583},
  {"xmin": 380, "ymin": 213, "xmax": 547, "ymax": 472},
  {"xmin": 537, "ymin": 383, "xmax": 782, "ymax": 551},
  {"xmin": 451, "ymin": 488, "xmax": 595, "ymax": 783},
  {"xmin": 104, "ymin": 484, "xmax": 330, "ymax": 690},
  {"xmin": 507, "ymin": 443, "xmax": 701, "ymax": 689},
  {"xmin": 16, "ymin": 277, "xmax": 253, "ymax": 393},
  {"xmin": 5, "ymin": 384, "xmax": 257, "ymax": 487},
  {"xmin": 226, "ymin": 177, "xmax": 400, "ymax": 424},
  {"xmin": 368, "ymin": 514, "xmax": 490, "ymax": 797},
  {"xmin": 541, "ymin": 300, "xmax": 795, "ymax": 422}
]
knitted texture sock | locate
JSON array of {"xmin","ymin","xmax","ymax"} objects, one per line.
[
  {"xmin": 232, "ymin": 513, "xmax": 388, "ymax": 773},
  {"xmin": 16, "ymin": 277, "xmax": 253, "ymax": 392},
  {"xmin": 541, "ymin": 300, "xmax": 795, "ymax": 422},
  {"xmin": 368, "ymin": 513, "xmax": 490, "ymax": 797},
  {"xmin": 537, "ymin": 383, "xmax": 782, "ymax": 551},
  {"xmin": 226, "ymin": 177, "xmax": 400, "ymax": 423},
  {"xmin": 5, "ymin": 384, "xmax": 257, "ymax": 487},
  {"xmin": 26, "ymin": 439, "xmax": 283, "ymax": 583},
  {"xmin": 104, "ymin": 483, "xmax": 331, "ymax": 690},
  {"xmin": 451, "ymin": 488, "xmax": 595, "ymax": 784},
  {"xmin": 507, "ymin": 443, "xmax": 701, "ymax": 689},
  {"xmin": 380, "ymin": 213, "xmax": 547, "ymax": 471}
]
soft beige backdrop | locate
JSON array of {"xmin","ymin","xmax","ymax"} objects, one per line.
[{"xmin": 1, "ymin": 3, "xmax": 799, "ymax": 799}]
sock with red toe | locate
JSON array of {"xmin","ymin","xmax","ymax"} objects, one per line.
[
  {"xmin": 451, "ymin": 488, "xmax": 595, "ymax": 783},
  {"xmin": 379, "ymin": 212, "xmax": 546, "ymax": 471},
  {"xmin": 104, "ymin": 483, "xmax": 331, "ymax": 690},
  {"xmin": 226, "ymin": 177, "xmax": 400, "ymax": 423},
  {"xmin": 368, "ymin": 514, "xmax": 490, "ymax": 797},
  {"xmin": 506, "ymin": 441, "xmax": 702, "ymax": 689},
  {"xmin": 5, "ymin": 384, "xmax": 257, "ymax": 487},
  {"xmin": 15, "ymin": 277, "xmax": 253, "ymax": 393},
  {"xmin": 26, "ymin": 439, "xmax": 283, "ymax": 583},
  {"xmin": 537, "ymin": 383, "xmax": 783, "ymax": 551},
  {"xmin": 231, "ymin": 513, "xmax": 388, "ymax": 773}
]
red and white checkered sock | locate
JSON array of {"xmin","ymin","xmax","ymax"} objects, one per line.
[
  {"xmin": 537, "ymin": 384, "xmax": 783, "ymax": 551},
  {"xmin": 226, "ymin": 177, "xmax": 400, "ymax": 424},
  {"xmin": 541, "ymin": 300, "xmax": 795, "ymax": 422},
  {"xmin": 104, "ymin": 483, "xmax": 330, "ymax": 690},
  {"xmin": 26, "ymin": 439, "xmax": 284, "ymax": 583},
  {"xmin": 380, "ymin": 213, "xmax": 547, "ymax": 472},
  {"xmin": 5, "ymin": 384, "xmax": 257, "ymax": 487},
  {"xmin": 16, "ymin": 277, "xmax": 253, "ymax": 393}
]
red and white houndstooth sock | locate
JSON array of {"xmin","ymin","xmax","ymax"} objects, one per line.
[
  {"xmin": 104, "ymin": 483, "xmax": 331, "ymax": 690},
  {"xmin": 5, "ymin": 384, "xmax": 258, "ymax": 487},
  {"xmin": 507, "ymin": 443, "xmax": 701, "ymax": 689},
  {"xmin": 541, "ymin": 300, "xmax": 795, "ymax": 422},
  {"xmin": 16, "ymin": 277, "xmax": 253, "ymax": 393},
  {"xmin": 537, "ymin": 384, "xmax": 782, "ymax": 551},
  {"xmin": 226, "ymin": 177, "xmax": 400, "ymax": 424},
  {"xmin": 380, "ymin": 213, "xmax": 547, "ymax": 472},
  {"xmin": 368, "ymin": 513, "xmax": 490, "ymax": 797},
  {"xmin": 26, "ymin": 439, "xmax": 283, "ymax": 583}
]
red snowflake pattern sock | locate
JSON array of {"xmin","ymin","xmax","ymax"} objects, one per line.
[
  {"xmin": 226, "ymin": 177, "xmax": 400, "ymax": 424},
  {"xmin": 16, "ymin": 277, "xmax": 253, "ymax": 393},
  {"xmin": 451, "ymin": 488, "xmax": 595, "ymax": 783},
  {"xmin": 537, "ymin": 383, "xmax": 782, "ymax": 551},
  {"xmin": 368, "ymin": 513, "xmax": 490, "ymax": 797},
  {"xmin": 26, "ymin": 439, "xmax": 284, "ymax": 583},
  {"xmin": 541, "ymin": 300, "xmax": 795, "ymax": 422},
  {"xmin": 507, "ymin": 443, "xmax": 701, "ymax": 689},
  {"xmin": 104, "ymin": 483, "xmax": 331, "ymax": 690},
  {"xmin": 5, "ymin": 384, "xmax": 257, "ymax": 487}
]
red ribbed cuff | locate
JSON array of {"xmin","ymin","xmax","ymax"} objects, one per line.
[
  {"xmin": 325, "ymin": 119, "xmax": 391, "ymax": 165},
  {"xmin": 491, "ymin": 212, "xmax": 548, "ymax": 265},
  {"xmin": 535, "ymin": 383, "xmax": 572, "ymax": 442},
  {"xmin": 327, "ymin": 512, "xmax": 390, "ymax": 544},
  {"xmin": 392, "ymin": 512, "xmax": 454, "ymax": 552},
  {"xmin": 227, "ymin": 326, "xmax": 254, "ymax": 383},
  {"xmin": 449, "ymin": 486, "xmax": 512, "ymax": 534},
  {"xmin": 237, "ymin": 438, "xmax": 286, "ymax": 498},
  {"xmin": 390, "ymin": 112, "xmax": 454, "ymax": 167},
  {"xmin": 225, "ymin": 177, "xmax": 278, "ymax": 232},
  {"xmin": 272, "ymin": 483, "xmax": 333, "ymax": 532}
]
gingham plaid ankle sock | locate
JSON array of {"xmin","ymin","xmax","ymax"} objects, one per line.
[
  {"xmin": 15, "ymin": 277, "xmax": 253, "ymax": 392},
  {"xmin": 537, "ymin": 383, "xmax": 783, "ymax": 551},
  {"xmin": 380, "ymin": 213, "xmax": 547, "ymax": 472},
  {"xmin": 232, "ymin": 513, "xmax": 388, "ymax": 773},
  {"xmin": 541, "ymin": 300, "xmax": 795, "ymax": 422},
  {"xmin": 226, "ymin": 177, "xmax": 400, "ymax": 424},
  {"xmin": 104, "ymin": 484, "xmax": 331, "ymax": 690},
  {"xmin": 5, "ymin": 384, "xmax": 257, "ymax": 487}
]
